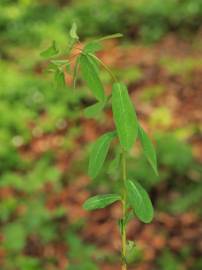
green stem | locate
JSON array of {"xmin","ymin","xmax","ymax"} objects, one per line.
[{"xmin": 121, "ymin": 150, "xmax": 127, "ymax": 270}]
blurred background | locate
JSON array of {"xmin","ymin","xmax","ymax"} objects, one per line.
[{"xmin": 0, "ymin": 0, "xmax": 202, "ymax": 269}]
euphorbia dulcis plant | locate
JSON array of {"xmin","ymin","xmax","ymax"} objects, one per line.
[{"xmin": 41, "ymin": 23, "xmax": 158, "ymax": 270}]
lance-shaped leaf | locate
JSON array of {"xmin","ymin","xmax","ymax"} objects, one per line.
[
  {"xmin": 51, "ymin": 60, "xmax": 69, "ymax": 66},
  {"xmin": 83, "ymin": 194, "xmax": 121, "ymax": 211},
  {"xmin": 126, "ymin": 180, "xmax": 154, "ymax": 223},
  {"xmin": 87, "ymin": 53, "xmax": 100, "ymax": 73},
  {"xmin": 112, "ymin": 82, "xmax": 138, "ymax": 150},
  {"xmin": 80, "ymin": 54, "xmax": 105, "ymax": 101},
  {"xmin": 40, "ymin": 40, "xmax": 59, "ymax": 58},
  {"xmin": 88, "ymin": 131, "xmax": 116, "ymax": 178},
  {"xmin": 97, "ymin": 33, "xmax": 123, "ymax": 41},
  {"xmin": 83, "ymin": 41, "xmax": 102, "ymax": 53},
  {"xmin": 138, "ymin": 124, "xmax": 158, "ymax": 175},
  {"xmin": 84, "ymin": 101, "xmax": 105, "ymax": 118}
]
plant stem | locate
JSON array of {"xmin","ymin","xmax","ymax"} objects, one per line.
[{"xmin": 121, "ymin": 150, "xmax": 127, "ymax": 270}]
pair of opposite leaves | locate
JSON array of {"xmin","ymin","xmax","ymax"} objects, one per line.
[
  {"xmin": 88, "ymin": 82, "xmax": 158, "ymax": 178},
  {"xmin": 84, "ymin": 83, "xmax": 158, "ymax": 223},
  {"xmin": 83, "ymin": 180, "xmax": 153, "ymax": 224}
]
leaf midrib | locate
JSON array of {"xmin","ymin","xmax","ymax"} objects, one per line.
[
  {"xmin": 88, "ymin": 194, "xmax": 120, "ymax": 205},
  {"xmin": 93, "ymin": 136, "xmax": 109, "ymax": 167},
  {"xmin": 82, "ymin": 55, "xmax": 104, "ymax": 101},
  {"xmin": 89, "ymin": 133, "xmax": 113, "ymax": 177},
  {"xmin": 129, "ymin": 181, "xmax": 143, "ymax": 206}
]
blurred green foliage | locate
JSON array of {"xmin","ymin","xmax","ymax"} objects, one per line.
[
  {"xmin": 158, "ymin": 249, "xmax": 182, "ymax": 270},
  {"xmin": 160, "ymin": 57, "xmax": 202, "ymax": 76},
  {"xmin": 67, "ymin": 232, "xmax": 99, "ymax": 270},
  {"xmin": 0, "ymin": 0, "xmax": 202, "ymax": 50},
  {"xmin": 139, "ymin": 85, "xmax": 165, "ymax": 102}
]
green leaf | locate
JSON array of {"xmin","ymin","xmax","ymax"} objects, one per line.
[
  {"xmin": 47, "ymin": 63, "xmax": 58, "ymax": 73},
  {"xmin": 50, "ymin": 59, "xmax": 69, "ymax": 66},
  {"xmin": 83, "ymin": 194, "xmax": 121, "ymax": 211},
  {"xmin": 126, "ymin": 241, "xmax": 136, "ymax": 264},
  {"xmin": 50, "ymin": 60, "xmax": 71, "ymax": 73},
  {"xmin": 40, "ymin": 40, "xmax": 59, "ymax": 58},
  {"xmin": 138, "ymin": 124, "xmax": 158, "ymax": 175},
  {"xmin": 55, "ymin": 69, "xmax": 65, "ymax": 89},
  {"xmin": 87, "ymin": 53, "xmax": 100, "ymax": 73},
  {"xmin": 73, "ymin": 56, "xmax": 80, "ymax": 88},
  {"xmin": 84, "ymin": 101, "xmax": 105, "ymax": 118},
  {"xmin": 84, "ymin": 41, "xmax": 102, "ymax": 53},
  {"xmin": 126, "ymin": 180, "xmax": 154, "ymax": 223},
  {"xmin": 88, "ymin": 53, "xmax": 116, "ymax": 82},
  {"xmin": 66, "ymin": 23, "xmax": 79, "ymax": 56},
  {"xmin": 80, "ymin": 54, "xmax": 105, "ymax": 101},
  {"xmin": 126, "ymin": 241, "xmax": 142, "ymax": 265},
  {"xmin": 88, "ymin": 131, "xmax": 116, "ymax": 178},
  {"xmin": 112, "ymin": 82, "xmax": 138, "ymax": 150},
  {"xmin": 97, "ymin": 33, "xmax": 123, "ymax": 41},
  {"xmin": 69, "ymin": 22, "xmax": 79, "ymax": 40}
]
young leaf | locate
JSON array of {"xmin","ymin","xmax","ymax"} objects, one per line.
[
  {"xmin": 88, "ymin": 131, "xmax": 116, "ymax": 179},
  {"xmin": 83, "ymin": 194, "xmax": 121, "ymax": 211},
  {"xmin": 138, "ymin": 124, "xmax": 158, "ymax": 175},
  {"xmin": 50, "ymin": 60, "xmax": 69, "ymax": 68},
  {"xmin": 126, "ymin": 241, "xmax": 141, "ymax": 265},
  {"xmin": 51, "ymin": 59, "xmax": 70, "ymax": 66},
  {"xmin": 40, "ymin": 40, "xmax": 59, "ymax": 58},
  {"xmin": 55, "ymin": 69, "xmax": 65, "ymax": 89},
  {"xmin": 80, "ymin": 54, "xmax": 105, "ymax": 101},
  {"xmin": 69, "ymin": 22, "xmax": 79, "ymax": 40},
  {"xmin": 84, "ymin": 101, "xmax": 105, "ymax": 118},
  {"xmin": 112, "ymin": 82, "xmax": 138, "ymax": 150},
  {"xmin": 126, "ymin": 180, "xmax": 154, "ymax": 223},
  {"xmin": 47, "ymin": 62, "xmax": 58, "ymax": 73},
  {"xmin": 97, "ymin": 33, "xmax": 123, "ymax": 41},
  {"xmin": 50, "ymin": 59, "xmax": 71, "ymax": 73},
  {"xmin": 66, "ymin": 23, "xmax": 79, "ymax": 56},
  {"xmin": 83, "ymin": 41, "xmax": 102, "ymax": 53}
]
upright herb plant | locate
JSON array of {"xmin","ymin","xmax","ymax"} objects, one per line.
[{"xmin": 41, "ymin": 24, "xmax": 158, "ymax": 270}]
